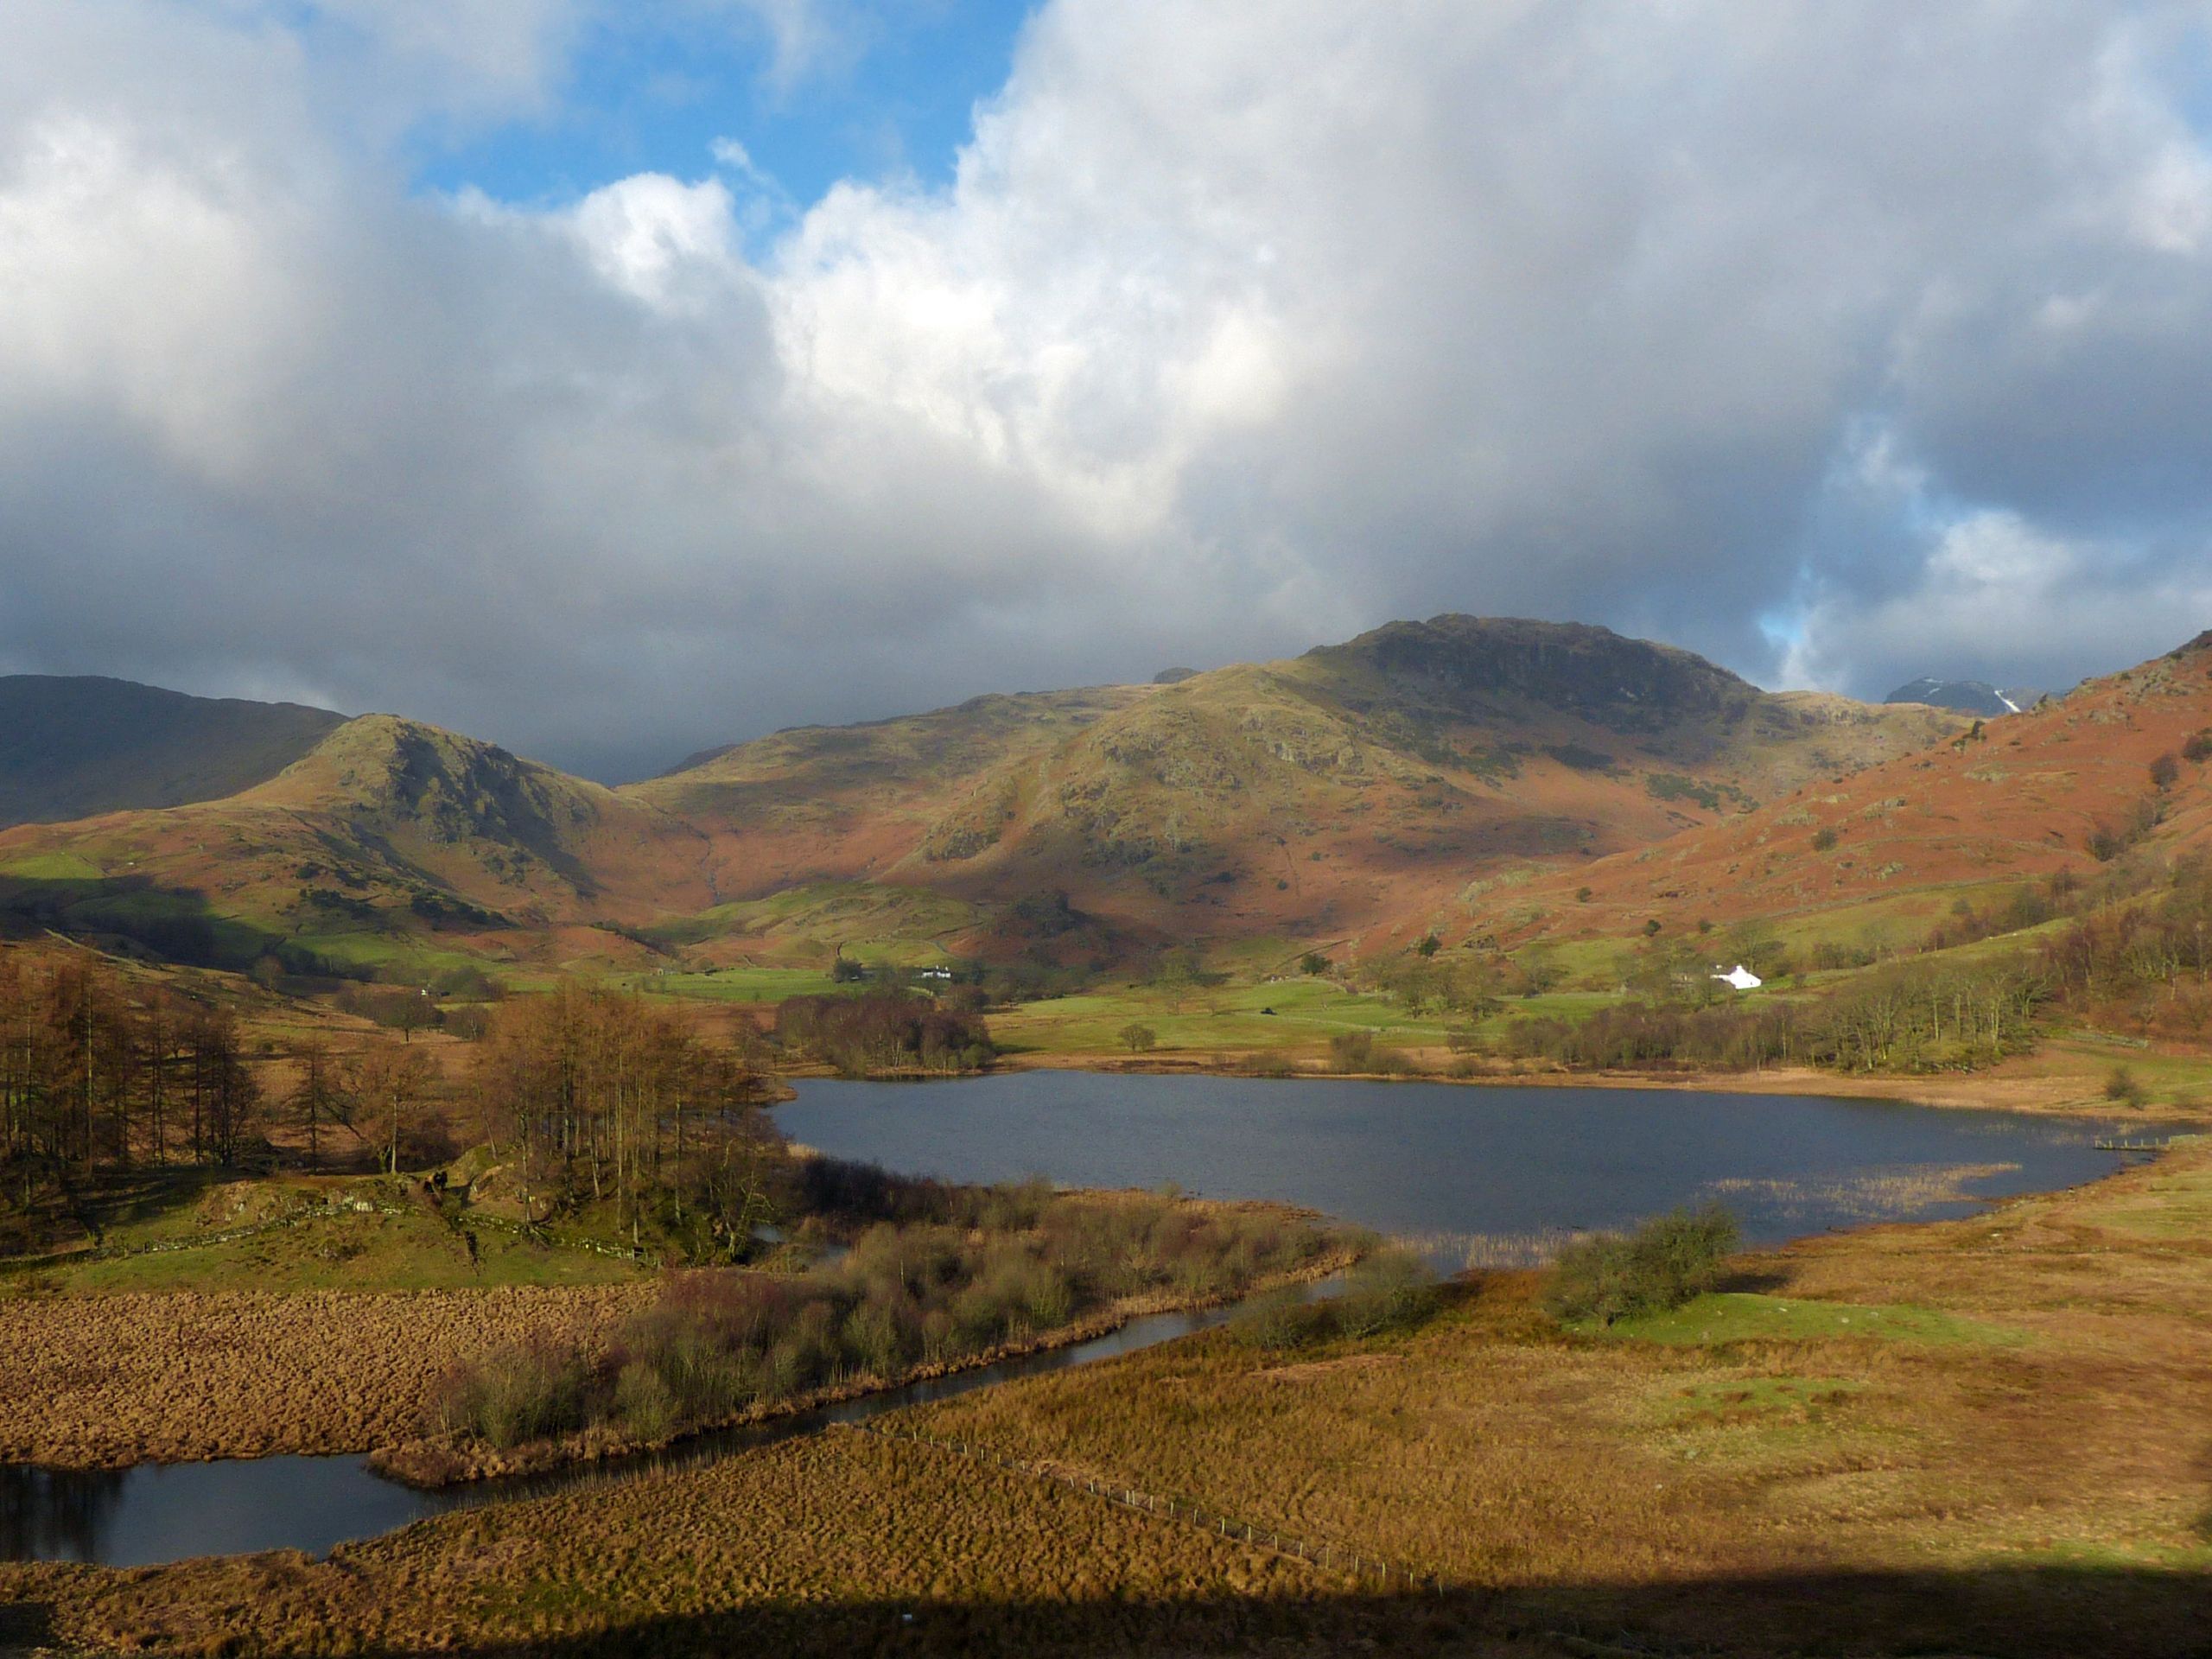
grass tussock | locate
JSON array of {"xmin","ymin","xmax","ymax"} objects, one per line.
[{"xmin": 0, "ymin": 1282, "xmax": 649, "ymax": 1466}]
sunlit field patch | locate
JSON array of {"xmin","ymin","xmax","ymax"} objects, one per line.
[{"xmin": 1592, "ymin": 1291, "xmax": 2028, "ymax": 1348}]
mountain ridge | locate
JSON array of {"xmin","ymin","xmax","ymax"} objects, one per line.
[
  {"xmin": 1885, "ymin": 677, "xmax": 2038, "ymax": 718},
  {"xmin": 0, "ymin": 619, "xmax": 1966, "ymax": 976}
]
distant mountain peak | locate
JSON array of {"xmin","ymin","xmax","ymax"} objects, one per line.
[
  {"xmin": 1311, "ymin": 615, "xmax": 1754, "ymax": 733},
  {"xmin": 1885, "ymin": 677, "xmax": 2037, "ymax": 718}
]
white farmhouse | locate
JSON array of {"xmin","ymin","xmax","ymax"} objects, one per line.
[{"xmin": 1712, "ymin": 963, "xmax": 1763, "ymax": 991}]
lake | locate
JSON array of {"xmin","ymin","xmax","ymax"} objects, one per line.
[
  {"xmin": 3, "ymin": 1074, "xmax": 2124, "ymax": 1567},
  {"xmin": 776, "ymin": 1071, "xmax": 2121, "ymax": 1251}
]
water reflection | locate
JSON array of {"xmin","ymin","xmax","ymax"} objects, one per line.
[{"xmin": 0, "ymin": 1464, "xmax": 126, "ymax": 1561}]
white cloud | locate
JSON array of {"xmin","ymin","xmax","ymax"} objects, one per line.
[
  {"xmin": 2, "ymin": 1, "xmax": 2211, "ymax": 776},
  {"xmin": 567, "ymin": 173, "xmax": 741, "ymax": 307},
  {"xmin": 0, "ymin": 115, "xmax": 314, "ymax": 482}
]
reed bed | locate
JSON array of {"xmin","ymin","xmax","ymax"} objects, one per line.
[
  {"xmin": 1700, "ymin": 1160, "xmax": 2020, "ymax": 1221},
  {"xmin": 399, "ymin": 1187, "xmax": 1355, "ymax": 1481}
]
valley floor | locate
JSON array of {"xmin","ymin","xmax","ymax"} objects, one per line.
[{"xmin": 6, "ymin": 1143, "xmax": 2210, "ymax": 1656}]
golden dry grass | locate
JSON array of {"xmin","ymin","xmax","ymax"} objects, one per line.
[
  {"xmin": 909, "ymin": 1148, "xmax": 2212, "ymax": 1595},
  {"xmin": 3, "ymin": 1432, "xmax": 1446, "ymax": 1659},
  {"xmin": 5, "ymin": 1153, "xmax": 2211, "ymax": 1656},
  {"xmin": 0, "ymin": 1285, "xmax": 650, "ymax": 1465}
]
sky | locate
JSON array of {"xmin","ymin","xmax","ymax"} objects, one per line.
[{"xmin": 3, "ymin": 2, "xmax": 2211, "ymax": 781}]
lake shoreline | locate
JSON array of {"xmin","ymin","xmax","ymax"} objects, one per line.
[
  {"xmin": 988, "ymin": 1048, "xmax": 2212, "ymax": 1124},
  {"xmin": 0, "ymin": 1074, "xmax": 2138, "ymax": 1497}
]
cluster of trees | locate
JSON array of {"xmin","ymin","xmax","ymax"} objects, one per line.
[
  {"xmin": 333, "ymin": 983, "xmax": 440, "ymax": 1039},
  {"xmin": 0, "ymin": 951, "xmax": 261, "ymax": 1184},
  {"xmin": 1357, "ymin": 950, "xmax": 1553, "ymax": 1017},
  {"xmin": 1325, "ymin": 1030, "xmax": 1422, "ymax": 1076},
  {"xmin": 1504, "ymin": 956, "xmax": 2050, "ymax": 1074},
  {"xmin": 1921, "ymin": 880, "xmax": 2067, "ymax": 957},
  {"xmin": 772, "ymin": 992, "xmax": 994, "ymax": 1077},
  {"xmin": 437, "ymin": 1179, "xmax": 1342, "ymax": 1452},
  {"xmin": 474, "ymin": 983, "xmax": 772, "ymax": 1253},
  {"xmin": 2037, "ymin": 858, "xmax": 2212, "ymax": 1039}
]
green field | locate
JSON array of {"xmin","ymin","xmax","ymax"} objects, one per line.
[
  {"xmin": 987, "ymin": 976, "xmax": 1450, "ymax": 1055},
  {"xmin": 634, "ymin": 964, "xmax": 843, "ymax": 1002},
  {"xmin": 640, "ymin": 881, "xmax": 981, "ymax": 967},
  {"xmin": 1592, "ymin": 1291, "xmax": 2026, "ymax": 1349},
  {"xmin": 0, "ymin": 849, "xmax": 108, "ymax": 880},
  {"xmin": 1, "ymin": 1171, "xmax": 647, "ymax": 1295},
  {"xmin": 38, "ymin": 1211, "xmax": 643, "ymax": 1294},
  {"xmin": 289, "ymin": 927, "xmax": 499, "ymax": 982}
]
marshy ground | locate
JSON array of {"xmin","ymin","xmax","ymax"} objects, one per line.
[{"xmin": 4, "ymin": 1146, "xmax": 2209, "ymax": 1655}]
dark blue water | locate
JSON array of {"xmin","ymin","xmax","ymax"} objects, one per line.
[
  {"xmin": 777, "ymin": 1072, "xmax": 2120, "ymax": 1245},
  {"xmin": 3, "ymin": 1076, "xmax": 2122, "ymax": 1568}
]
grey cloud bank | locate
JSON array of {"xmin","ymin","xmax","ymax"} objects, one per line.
[{"xmin": 1, "ymin": 1, "xmax": 2208, "ymax": 779}]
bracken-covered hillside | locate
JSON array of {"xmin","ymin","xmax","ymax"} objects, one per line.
[
  {"xmin": 1463, "ymin": 631, "xmax": 2212, "ymax": 954},
  {"xmin": 630, "ymin": 617, "xmax": 1959, "ymax": 963}
]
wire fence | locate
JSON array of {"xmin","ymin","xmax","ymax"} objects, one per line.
[{"xmin": 846, "ymin": 1420, "xmax": 1446, "ymax": 1594}]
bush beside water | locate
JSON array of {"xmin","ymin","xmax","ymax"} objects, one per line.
[{"xmin": 1542, "ymin": 1204, "xmax": 1738, "ymax": 1327}]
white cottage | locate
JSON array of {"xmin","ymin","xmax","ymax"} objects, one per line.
[{"xmin": 1712, "ymin": 964, "xmax": 1763, "ymax": 991}]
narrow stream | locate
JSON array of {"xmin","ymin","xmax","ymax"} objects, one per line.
[{"xmin": 0, "ymin": 1295, "xmax": 1265, "ymax": 1567}]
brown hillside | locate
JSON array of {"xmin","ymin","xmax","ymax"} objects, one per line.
[
  {"xmin": 0, "ymin": 620, "xmax": 1966, "ymax": 974},
  {"xmin": 628, "ymin": 686, "xmax": 1153, "ymax": 899},
  {"xmin": 1465, "ymin": 632, "xmax": 2212, "ymax": 950},
  {"xmin": 630, "ymin": 617, "xmax": 1960, "ymax": 963},
  {"xmin": 0, "ymin": 715, "xmax": 708, "ymax": 972}
]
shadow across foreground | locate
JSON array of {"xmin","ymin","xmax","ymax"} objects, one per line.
[{"xmin": 7, "ymin": 1564, "xmax": 2210, "ymax": 1657}]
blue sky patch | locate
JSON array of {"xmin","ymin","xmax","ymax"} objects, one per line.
[{"xmin": 407, "ymin": 2, "xmax": 1037, "ymax": 223}]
